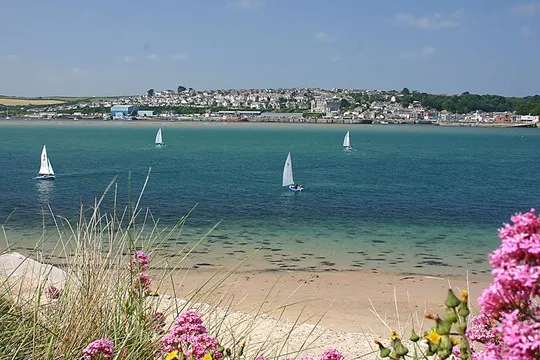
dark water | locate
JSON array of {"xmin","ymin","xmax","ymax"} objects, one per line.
[{"xmin": 0, "ymin": 121, "xmax": 538, "ymax": 276}]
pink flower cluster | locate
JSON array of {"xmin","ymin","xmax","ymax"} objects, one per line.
[
  {"xmin": 131, "ymin": 250, "xmax": 150, "ymax": 272},
  {"xmin": 466, "ymin": 314, "xmax": 496, "ymax": 344},
  {"xmin": 45, "ymin": 284, "xmax": 61, "ymax": 300},
  {"xmin": 130, "ymin": 251, "xmax": 152, "ymax": 295},
  {"xmin": 475, "ymin": 209, "xmax": 540, "ymax": 359},
  {"xmin": 257, "ymin": 349, "xmax": 345, "ymax": 360},
  {"xmin": 161, "ymin": 310, "xmax": 222, "ymax": 360},
  {"xmin": 319, "ymin": 349, "xmax": 345, "ymax": 360},
  {"xmin": 82, "ymin": 338, "xmax": 114, "ymax": 359},
  {"xmin": 153, "ymin": 311, "xmax": 166, "ymax": 334},
  {"xmin": 133, "ymin": 272, "xmax": 152, "ymax": 295}
]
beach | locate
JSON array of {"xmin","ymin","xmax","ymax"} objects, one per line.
[
  {"xmin": 146, "ymin": 267, "xmax": 491, "ymax": 358},
  {"xmin": 155, "ymin": 268, "xmax": 489, "ymax": 334},
  {"xmin": 0, "ymin": 251, "xmax": 490, "ymax": 359}
]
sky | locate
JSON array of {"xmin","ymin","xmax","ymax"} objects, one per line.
[{"xmin": 0, "ymin": 0, "xmax": 538, "ymax": 97}]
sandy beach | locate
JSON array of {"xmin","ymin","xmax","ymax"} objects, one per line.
[{"xmin": 154, "ymin": 267, "xmax": 490, "ymax": 335}]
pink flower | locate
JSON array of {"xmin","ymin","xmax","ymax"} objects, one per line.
[
  {"xmin": 474, "ymin": 209, "xmax": 540, "ymax": 359},
  {"xmin": 320, "ymin": 349, "xmax": 345, "ymax": 360},
  {"xmin": 82, "ymin": 338, "xmax": 114, "ymax": 359},
  {"xmin": 131, "ymin": 250, "xmax": 150, "ymax": 271},
  {"xmin": 466, "ymin": 314, "xmax": 497, "ymax": 344},
  {"xmin": 160, "ymin": 311, "xmax": 222, "ymax": 359},
  {"xmin": 256, "ymin": 357, "xmax": 268, "ymax": 360},
  {"xmin": 495, "ymin": 309, "xmax": 540, "ymax": 359},
  {"xmin": 474, "ymin": 343, "xmax": 505, "ymax": 360},
  {"xmin": 153, "ymin": 311, "xmax": 166, "ymax": 334},
  {"xmin": 45, "ymin": 284, "xmax": 61, "ymax": 299},
  {"xmin": 133, "ymin": 272, "xmax": 152, "ymax": 294}
]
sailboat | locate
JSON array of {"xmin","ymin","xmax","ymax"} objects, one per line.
[
  {"xmin": 155, "ymin": 128, "xmax": 165, "ymax": 147},
  {"xmin": 35, "ymin": 145, "xmax": 55, "ymax": 180},
  {"xmin": 282, "ymin": 152, "xmax": 303, "ymax": 192},
  {"xmin": 5, "ymin": 109, "xmax": 9, "ymax": 120},
  {"xmin": 343, "ymin": 131, "xmax": 353, "ymax": 150}
]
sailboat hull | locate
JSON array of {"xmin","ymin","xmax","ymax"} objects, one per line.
[
  {"xmin": 35, "ymin": 175, "xmax": 55, "ymax": 181},
  {"xmin": 344, "ymin": 146, "xmax": 353, "ymax": 150},
  {"xmin": 155, "ymin": 143, "xmax": 165, "ymax": 147},
  {"xmin": 288, "ymin": 185, "xmax": 304, "ymax": 192}
]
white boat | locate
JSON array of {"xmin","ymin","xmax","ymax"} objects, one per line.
[
  {"xmin": 35, "ymin": 145, "xmax": 55, "ymax": 180},
  {"xmin": 155, "ymin": 128, "xmax": 165, "ymax": 146},
  {"xmin": 343, "ymin": 131, "xmax": 353, "ymax": 150},
  {"xmin": 5, "ymin": 109, "xmax": 9, "ymax": 120},
  {"xmin": 282, "ymin": 152, "xmax": 303, "ymax": 192}
]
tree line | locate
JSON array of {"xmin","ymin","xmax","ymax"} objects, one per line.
[{"xmin": 398, "ymin": 89, "xmax": 540, "ymax": 115}]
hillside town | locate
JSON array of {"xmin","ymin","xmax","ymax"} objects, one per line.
[{"xmin": 7, "ymin": 87, "xmax": 540, "ymax": 126}]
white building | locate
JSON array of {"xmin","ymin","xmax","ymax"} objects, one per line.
[
  {"xmin": 519, "ymin": 115, "xmax": 539, "ymax": 122},
  {"xmin": 310, "ymin": 98, "xmax": 342, "ymax": 114}
]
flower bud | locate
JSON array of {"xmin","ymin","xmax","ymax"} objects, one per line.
[
  {"xmin": 445, "ymin": 308, "xmax": 458, "ymax": 324},
  {"xmin": 458, "ymin": 322, "xmax": 467, "ymax": 334},
  {"xmin": 439, "ymin": 335, "xmax": 452, "ymax": 351},
  {"xmin": 436, "ymin": 319, "xmax": 452, "ymax": 335},
  {"xmin": 394, "ymin": 339, "xmax": 409, "ymax": 356},
  {"xmin": 238, "ymin": 340, "xmax": 246, "ymax": 357},
  {"xmin": 409, "ymin": 329, "xmax": 420, "ymax": 342},
  {"xmin": 445, "ymin": 289, "xmax": 461, "ymax": 309},
  {"xmin": 375, "ymin": 340, "xmax": 391, "ymax": 358},
  {"xmin": 458, "ymin": 301, "xmax": 470, "ymax": 318},
  {"xmin": 427, "ymin": 340, "xmax": 439, "ymax": 354},
  {"xmin": 438, "ymin": 348, "xmax": 452, "ymax": 359}
]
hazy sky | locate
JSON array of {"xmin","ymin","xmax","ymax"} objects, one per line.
[{"xmin": 0, "ymin": 0, "xmax": 538, "ymax": 97}]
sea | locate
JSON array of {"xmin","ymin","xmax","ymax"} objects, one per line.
[{"xmin": 1, "ymin": 120, "xmax": 538, "ymax": 277}]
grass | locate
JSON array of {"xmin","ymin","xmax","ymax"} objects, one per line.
[{"xmin": 0, "ymin": 173, "xmax": 350, "ymax": 359}]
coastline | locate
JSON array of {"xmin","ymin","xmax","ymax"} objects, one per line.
[
  {"xmin": 0, "ymin": 118, "xmax": 368, "ymax": 128},
  {"xmin": 1, "ymin": 117, "xmax": 538, "ymax": 128}
]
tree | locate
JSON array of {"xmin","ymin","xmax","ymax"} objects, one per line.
[
  {"xmin": 401, "ymin": 87, "xmax": 410, "ymax": 95},
  {"xmin": 147, "ymin": 89, "xmax": 155, "ymax": 97},
  {"xmin": 177, "ymin": 86, "xmax": 187, "ymax": 93},
  {"xmin": 340, "ymin": 99, "xmax": 351, "ymax": 109}
]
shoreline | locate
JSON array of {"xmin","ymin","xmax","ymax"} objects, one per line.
[{"xmin": 1, "ymin": 118, "xmax": 538, "ymax": 129}]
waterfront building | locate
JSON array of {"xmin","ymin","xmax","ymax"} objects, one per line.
[
  {"xmin": 137, "ymin": 110, "xmax": 154, "ymax": 117},
  {"xmin": 110, "ymin": 105, "xmax": 139, "ymax": 116}
]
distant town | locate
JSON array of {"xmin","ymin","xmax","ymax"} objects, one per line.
[{"xmin": 1, "ymin": 87, "xmax": 540, "ymax": 127}]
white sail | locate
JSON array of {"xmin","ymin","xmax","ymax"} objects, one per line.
[
  {"xmin": 343, "ymin": 131, "xmax": 351, "ymax": 148},
  {"xmin": 38, "ymin": 145, "xmax": 53, "ymax": 175},
  {"xmin": 47, "ymin": 159, "xmax": 55, "ymax": 175},
  {"xmin": 282, "ymin": 152, "xmax": 294, "ymax": 186},
  {"xmin": 155, "ymin": 128, "xmax": 163, "ymax": 145}
]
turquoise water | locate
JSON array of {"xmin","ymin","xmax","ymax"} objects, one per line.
[{"xmin": 1, "ymin": 121, "xmax": 538, "ymax": 276}]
